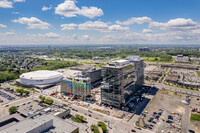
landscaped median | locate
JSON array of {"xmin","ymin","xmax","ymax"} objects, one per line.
[
  {"xmin": 90, "ymin": 124, "xmax": 100, "ymax": 133},
  {"xmin": 10, "ymin": 83, "xmax": 39, "ymax": 93},
  {"xmin": 97, "ymin": 121, "xmax": 107, "ymax": 133},
  {"xmin": 70, "ymin": 114, "xmax": 86, "ymax": 123},
  {"xmin": 39, "ymin": 95, "xmax": 54, "ymax": 105}
]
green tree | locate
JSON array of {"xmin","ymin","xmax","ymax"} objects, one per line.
[
  {"xmin": 97, "ymin": 121, "xmax": 107, "ymax": 133},
  {"xmin": 90, "ymin": 125, "xmax": 100, "ymax": 133},
  {"xmin": 9, "ymin": 106, "xmax": 18, "ymax": 114},
  {"xmin": 39, "ymin": 95, "xmax": 46, "ymax": 102},
  {"xmin": 44, "ymin": 98, "xmax": 54, "ymax": 105}
]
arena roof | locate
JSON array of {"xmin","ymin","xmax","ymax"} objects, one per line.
[{"xmin": 20, "ymin": 70, "xmax": 63, "ymax": 80}]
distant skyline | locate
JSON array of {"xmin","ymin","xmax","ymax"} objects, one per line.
[{"xmin": 0, "ymin": 0, "xmax": 200, "ymax": 45}]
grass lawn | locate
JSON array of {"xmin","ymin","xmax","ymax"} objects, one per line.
[
  {"xmin": 143, "ymin": 57, "xmax": 161, "ymax": 62},
  {"xmin": 190, "ymin": 113, "xmax": 200, "ymax": 121},
  {"xmin": 197, "ymin": 71, "xmax": 200, "ymax": 77}
]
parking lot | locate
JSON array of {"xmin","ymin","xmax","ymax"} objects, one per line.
[
  {"xmin": 0, "ymin": 88, "xmax": 18, "ymax": 104},
  {"xmin": 140, "ymin": 89, "xmax": 186, "ymax": 133}
]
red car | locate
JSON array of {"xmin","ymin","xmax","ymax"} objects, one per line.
[{"xmin": 131, "ymin": 129, "xmax": 136, "ymax": 132}]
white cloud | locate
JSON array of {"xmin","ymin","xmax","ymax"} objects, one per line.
[
  {"xmin": 116, "ymin": 17, "xmax": 152, "ymax": 25},
  {"xmin": 12, "ymin": 12, "xmax": 20, "ymax": 14},
  {"xmin": 55, "ymin": 0, "xmax": 103, "ymax": 19},
  {"xmin": 78, "ymin": 21, "xmax": 108, "ymax": 31},
  {"xmin": 42, "ymin": 6, "xmax": 52, "ymax": 11},
  {"xmin": 149, "ymin": 18, "xmax": 199, "ymax": 31},
  {"xmin": 82, "ymin": 35, "xmax": 90, "ymax": 40},
  {"xmin": 0, "ymin": 24, "xmax": 7, "ymax": 28},
  {"xmin": 40, "ymin": 32, "xmax": 60, "ymax": 38},
  {"xmin": 77, "ymin": 21, "xmax": 129, "ymax": 32},
  {"xmin": 142, "ymin": 29, "xmax": 153, "ymax": 33},
  {"xmin": 26, "ymin": 33, "xmax": 37, "ymax": 38},
  {"xmin": 12, "ymin": 17, "xmax": 51, "ymax": 30},
  {"xmin": 0, "ymin": 0, "xmax": 13, "ymax": 8},
  {"xmin": 108, "ymin": 25, "xmax": 129, "ymax": 32},
  {"xmin": 13, "ymin": 0, "xmax": 25, "ymax": 2},
  {"xmin": 60, "ymin": 23, "xmax": 77, "ymax": 30},
  {"xmin": 5, "ymin": 32, "xmax": 15, "ymax": 35},
  {"xmin": 79, "ymin": 6, "xmax": 103, "ymax": 19}
]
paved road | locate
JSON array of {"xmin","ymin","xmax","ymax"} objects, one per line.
[
  {"xmin": 181, "ymin": 105, "xmax": 190, "ymax": 133},
  {"xmin": 145, "ymin": 82, "xmax": 200, "ymax": 96}
]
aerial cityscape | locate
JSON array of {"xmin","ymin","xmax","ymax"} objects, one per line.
[{"xmin": 0, "ymin": 0, "xmax": 200, "ymax": 133}]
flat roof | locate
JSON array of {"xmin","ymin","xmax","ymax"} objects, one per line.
[
  {"xmin": 55, "ymin": 69, "xmax": 82, "ymax": 79},
  {"xmin": 112, "ymin": 59, "xmax": 129, "ymax": 63},
  {"xmin": 70, "ymin": 65, "xmax": 101, "ymax": 72},
  {"xmin": 1, "ymin": 114, "xmax": 52, "ymax": 133},
  {"xmin": 1, "ymin": 114, "xmax": 78, "ymax": 133}
]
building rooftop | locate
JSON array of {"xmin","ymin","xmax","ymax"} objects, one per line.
[
  {"xmin": 108, "ymin": 59, "xmax": 130, "ymax": 67},
  {"xmin": 56, "ymin": 69, "xmax": 81, "ymax": 78},
  {"xmin": 20, "ymin": 70, "xmax": 63, "ymax": 80},
  {"xmin": 70, "ymin": 64, "xmax": 101, "ymax": 72},
  {"xmin": 55, "ymin": 69, "xmax": 90, "ymax": 81},
  {"xmin": 1, "ymin": 114, "xmax": 52, "ymax": 133},
  {"xmin": 1, "ymin": 114, "xmax": 78, "ymax": 133}
]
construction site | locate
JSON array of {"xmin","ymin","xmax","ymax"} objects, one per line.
[
  {"xmin": 59, "ymin": 65, "xmax": 102, "ymax": 100},
  {"xmin": 101, "ymin": 56, "xmax": 144, "ymax": 109}
]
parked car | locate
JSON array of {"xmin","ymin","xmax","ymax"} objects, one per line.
[
  {"xmin": 168, "ymin": 115, "xmax": 173, "ymax": 120},
  {"xmin": 0, "ymin": 99, "xmax": 3, "ymax": 103},
  {"xmin": 144, "ymin": 124, "xmax": 149, "ymax": 128},
  {"xmin": 148, "ymin": 126, "xmax": 152, "ymax": 129},
  {"xmin": 155, "ymin": 115, "xmax": 160, "ymax": 119},
  {"xmin": 188, "ymin": 129, "xmax": 195, "ymax": 133},
  {"xmin": 149, "ymin": 124, "xmax": 154, "ymax": 127},
  {"xmin": 166, "ymin": 119, "xmax": 173, "ymax": 123},
  {"xmin": 153, "ymin": 118, "xmax": 158, "ymax": 123},
  {"xmin": 148, "ymin": 116, "xmax": 154, "ymax": 122},
  {"xmin": 131, "ymin": 129, "xmax": 136, "ymax": 132}
]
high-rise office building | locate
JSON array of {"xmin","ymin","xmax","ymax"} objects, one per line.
[{"xmin": 101, "ymin": 56, "xmax": 144, "ymax": 108}]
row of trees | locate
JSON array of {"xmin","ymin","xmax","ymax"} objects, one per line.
[
  {"xmin": 70, "ymin": 114, "xmax": 85, "ymax": 123},
  {"xmin": 0, "ymin": 60, "xmax": 79, "ymax": 83},
  {"xmin": 56, "ymin": 48, "xmax": 173, "ymax": 62},
  {"xmin": 39, "ymin": 95, "xmax": 54, "ymax": 105},
  {"xmin": 15, "ymin": 89, "xmax": 30, "ymax": 96}
]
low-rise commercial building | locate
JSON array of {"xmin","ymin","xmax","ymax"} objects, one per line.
[
  {"xmin": 60, "ymin": 65, "xmax": 102, "ymax": 99},
  {"xmin": 0, "ymin": 114, "xmax": 79, "ymax": 133}
]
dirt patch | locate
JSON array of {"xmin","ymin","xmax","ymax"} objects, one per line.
[
  {"xmin": 176, "ymin": 106, "xmax": 185, "ymax": 114},
  {"xmin": 191, "ymin": 121, "xmax": 200, "ymax": 133}
]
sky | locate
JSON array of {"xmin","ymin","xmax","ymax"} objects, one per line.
[{"xmin": 0, "ymin": 0, "xmax": 200, "ymax": 45}]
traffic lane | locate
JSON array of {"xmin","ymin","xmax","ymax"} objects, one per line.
[
  {"xmin": 70, "ymin": 104, "xmax": 116, "ymax": 124},
  {"xmin": 112, "ymin": 121, "xmax": 147, "ymax": 133}
]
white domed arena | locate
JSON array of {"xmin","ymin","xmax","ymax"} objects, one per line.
[{"xmin": 20, "ymin": 70, "xmax": 63, "ymax": 85}]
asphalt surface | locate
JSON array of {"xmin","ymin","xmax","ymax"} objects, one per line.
[
  {"xmin": 145, "ymin": 82, "xmax": 200, "ymax": 96},
  {"xmin": 181, "ymin": 105, "xmax": 190, "ymax": 133}
]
